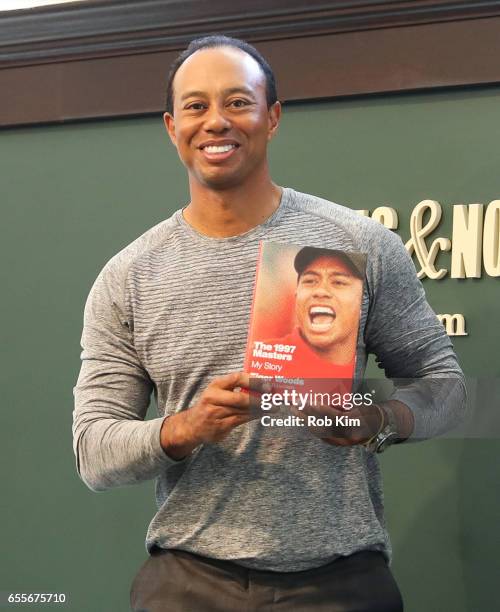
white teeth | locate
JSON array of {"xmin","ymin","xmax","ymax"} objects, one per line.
[
  {"xmin": 309, "ymin": 306, "xmax": 335, "ymax": 331},
  {"xmin": 310, "ymin": 306, "xmax": 334, "ymax": 316},
  {"xmin": 204, "ymin": 144, "xmax": 236, "ymax": 153}
]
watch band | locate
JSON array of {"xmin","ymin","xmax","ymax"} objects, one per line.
[
  {"xmin": 380, "ymin": 403, "xmax": 398, "ymax": 434},
  {"xmin": 363, "ymin": 403, "xmax": 385, "ymax": 449},
  {"xmin": 364, "ymin": 403, "xmax": 399, "ymax": 453}
]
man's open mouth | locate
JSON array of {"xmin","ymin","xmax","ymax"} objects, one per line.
[{"xmin": 308, "ymin": 306, "xmax": 336, "ymax": 332}]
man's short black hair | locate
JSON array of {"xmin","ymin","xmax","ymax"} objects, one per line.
[{"xmin": 165, "ymin": 35, "xmax": 278, "ymax": 115}]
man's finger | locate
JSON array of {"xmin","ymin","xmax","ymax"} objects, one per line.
[
  {"xmin": 214, "ymin": 371, "xmax": 250, "ymax": 391},
  {"xmin": 207, "ymin": 388, "xmax": 250, "ymax": 410},
  {"xmin": 248, "ymin": 375, "xmax": 273, "ymax": 394}
]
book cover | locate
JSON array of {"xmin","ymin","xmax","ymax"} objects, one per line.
[{"xmin": 244, "ymin": 241, "xmax": 366, "ymax": 397}]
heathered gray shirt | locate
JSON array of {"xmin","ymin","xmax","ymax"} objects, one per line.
[{"xmin": 72, "ymin": 187, "xmax": 465, "ymax": 571}]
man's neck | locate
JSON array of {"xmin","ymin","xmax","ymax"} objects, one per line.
[{"xmin": 182, "ymin": 174, "xmax": 283, "ymax": 238}]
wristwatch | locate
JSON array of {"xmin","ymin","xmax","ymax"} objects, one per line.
[{"xmin": 365, "ymin": 403, "xmax": 399, "ymax": 453}]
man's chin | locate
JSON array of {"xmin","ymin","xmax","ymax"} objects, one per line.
[
  {"xmin": 195, "ymin": 169, "xmax": 245, "ymax": 191},
  {"xmin": 304, "ymin": 332, "xmax": 336, "ymax": 352}
]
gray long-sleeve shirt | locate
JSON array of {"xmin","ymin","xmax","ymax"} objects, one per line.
[{"xmin": 72, "ymin": 187, "xmax": 466, "ymax": 571}]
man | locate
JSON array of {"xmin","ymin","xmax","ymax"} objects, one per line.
[
  {"xmin": 293, "ymin": 248, "xmax": 365, "ymax": 365},
  {"xmin": 249, "ymin": 247, "xmax": 365, "ymax": 379},
  {"xmin": 73, "ymin": 35, "xmax": 466, "ymax": 611}
]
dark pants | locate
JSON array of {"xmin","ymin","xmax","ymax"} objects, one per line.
[{"xmin": 130, "ymin": 547, "xmax": 404, "ymax": 612}]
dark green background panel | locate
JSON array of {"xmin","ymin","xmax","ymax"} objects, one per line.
[{"xmin": 1, "ymin": 86, "xmax": 499, "ymax": 611}]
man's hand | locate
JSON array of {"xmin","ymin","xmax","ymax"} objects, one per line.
[
  {"xmin": 291, "ymin": 399, "xmax": 413, "ymax": 447},
  {"xmin": 160, "ymin": 372, "xmax": 260, "ymax": 460},
  {"xmin": 290, "ymin": 401, "xmax": 383, "ymax": 447}
]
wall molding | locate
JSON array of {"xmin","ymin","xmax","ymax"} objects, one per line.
[
  {"xmin": 2, "ymin": 0, "xmax": 500, "ymax": 126},
  {"xmin": 2, "ymin": 1, "xmax": 500, "ymax": 67}
]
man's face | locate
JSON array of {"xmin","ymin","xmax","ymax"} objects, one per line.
[
  {"xmin": 295, "ymin": 256, "xmax": 364, "ymax": 358},
  {"xmin": 163, "ymin": 47, "xmax": 280, "ymax": 190}
]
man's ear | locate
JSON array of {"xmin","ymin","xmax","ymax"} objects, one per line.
[
  {"xmin": 267, "ymin": 101, "xmax": 281, "ymax": 141},
  {"xmin": 163, "ymin": 112, "xmax": 177, "ymax": 147}
]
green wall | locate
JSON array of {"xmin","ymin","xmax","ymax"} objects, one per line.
[{"xmin": 1, "ymin": 86, "xmax": 498, "ymax": 611}]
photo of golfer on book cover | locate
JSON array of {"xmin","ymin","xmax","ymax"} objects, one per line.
[{"xmin": 245, "ymin": 242, "xmax": 366, "ymax": 389}]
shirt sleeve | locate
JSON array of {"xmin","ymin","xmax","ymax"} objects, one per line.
[
  {"xmin": 72, "ymin": 259, "xmax": 179, "ymax": 492},
  {"xmin": 364, "ymin": 227, "xmax": 467, "ymax": 440}
]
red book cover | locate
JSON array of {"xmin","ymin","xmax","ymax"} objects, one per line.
[{"xmin": 245, "ymin": 241, "xmax": 366, "ymax": 396}]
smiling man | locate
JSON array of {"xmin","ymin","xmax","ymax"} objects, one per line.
[
  {"xmin": 163, "ymin": 41, "xmax": 281, "ymax": 234},
  {"xmin": 73, "ymin": 35, "xmax": 466, "ymax": 612},
  {"xmin": 164, "ymin": 52, "xmax": 278, "ymax": 191}
]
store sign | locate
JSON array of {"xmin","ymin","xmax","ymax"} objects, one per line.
[{"xmin": 357, "ymin": 200, "xmax": 500, "ymax": 336}]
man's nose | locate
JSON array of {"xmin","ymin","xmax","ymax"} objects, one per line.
[
  {"xmin": 313, "ymin": 280, "xmax": 332, "ymax": 297},
  {"xmin": 204, "ymin": 105, "xmax": 231, "ymax": 132}
]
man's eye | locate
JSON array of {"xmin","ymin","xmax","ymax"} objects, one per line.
[
  {"xmin": 229, "ymin": 99, "xmax": 249, "ymax": 108},
  {"xmin": 185, "ymin": 103, "xmax": 206, "ymax": 110}
]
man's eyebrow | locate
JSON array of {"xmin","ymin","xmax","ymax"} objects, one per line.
[
  {"xmin": 301, "ymin": 270, "xmax": 353, "ymax": 278},
  {"xmin": 300, "ymin": 270, "xmax": 354, "ymax": 279},
  {"xmin": 223, "ymin": 87, "xmax": 257, "ymax": 98},
  {"xmin": 301, "ymin": 270, "xmax": 320, "ymax": 277},
  {"xmin": 180, "ymin": 87, "xmax": 257, "ymax": 102},
  {"xmin": 180, "ymin": 90, "xmax": 206, "ymax": 102}
]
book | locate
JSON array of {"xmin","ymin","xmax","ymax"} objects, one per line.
[{"xmin": 244, "ymin": 241, "xmax": 366, "ymax": 402}]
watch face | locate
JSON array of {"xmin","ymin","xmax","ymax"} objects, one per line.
[{"xmin": 376, "ymin": 431, "xmax": 399, "ymax": 453}]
